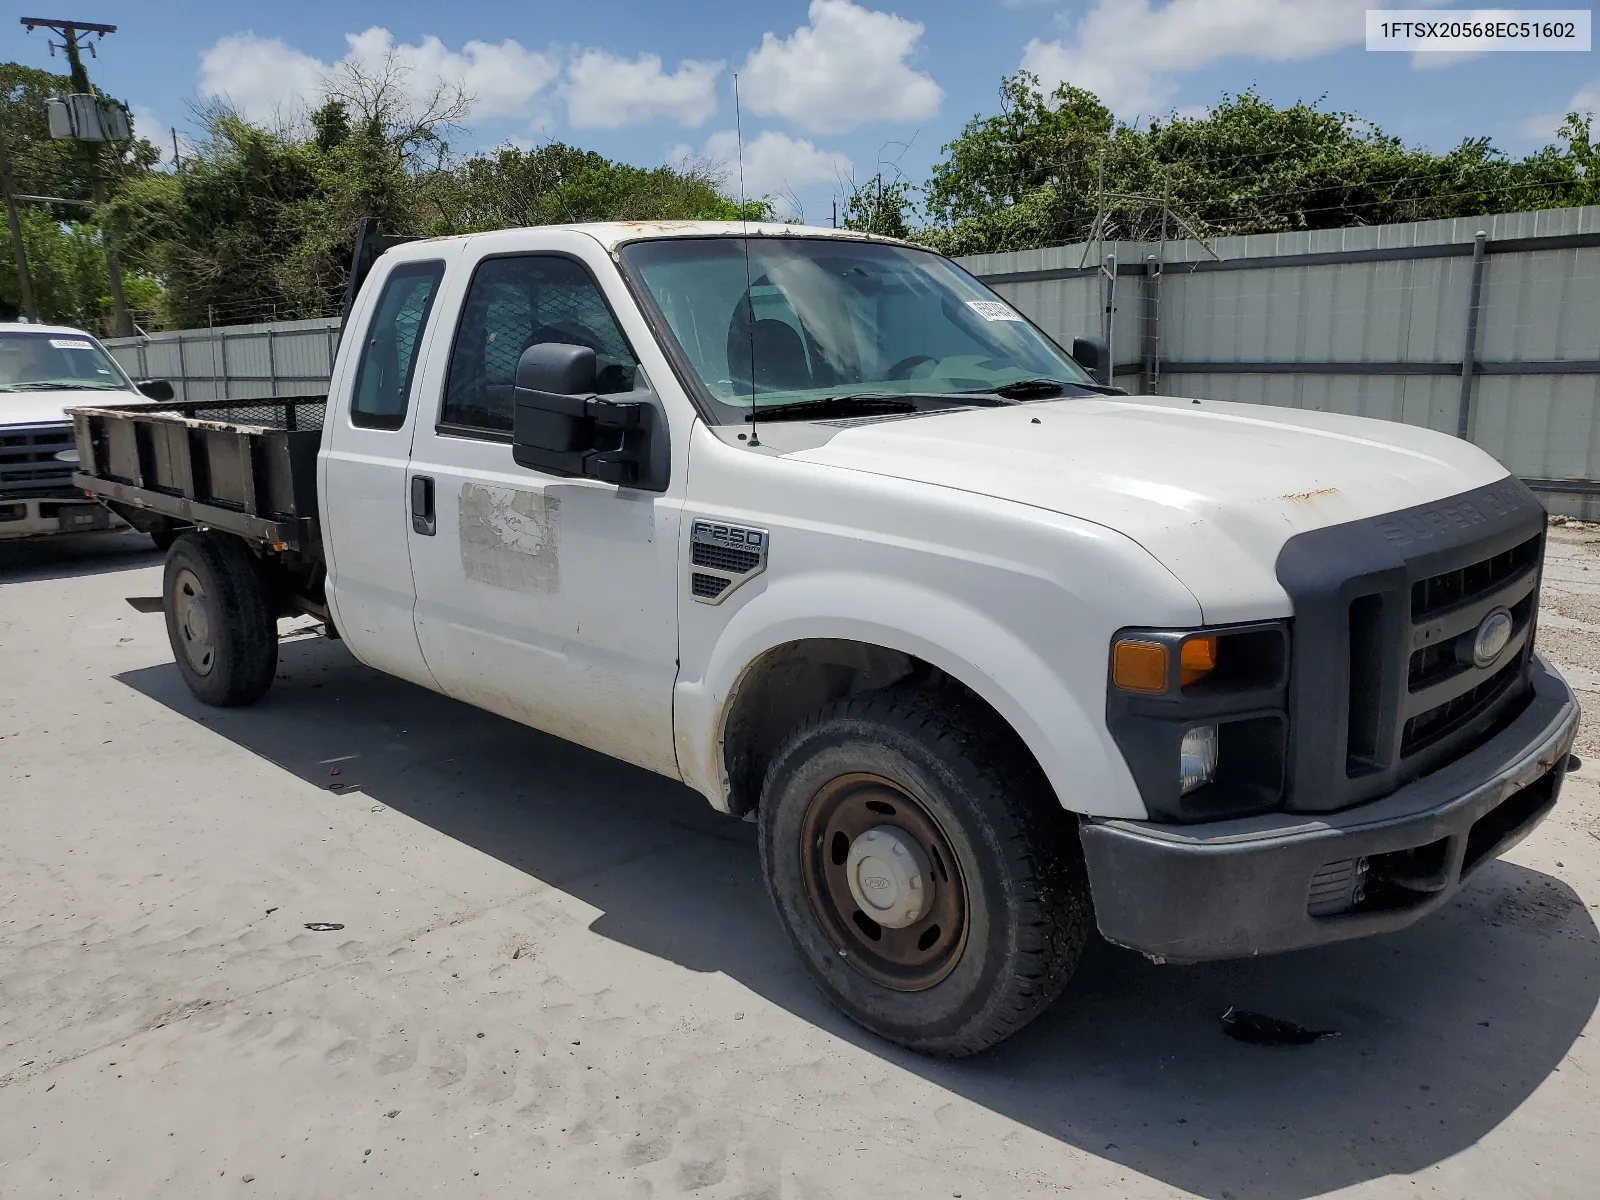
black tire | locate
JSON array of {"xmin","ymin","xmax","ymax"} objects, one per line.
[
  {"xmin": 163, "ymin": 531, "xmax": 278, "ymax": 706},
  {"xmin": 759, "ymin": 685, "xmax": 1093, "ymax": 1057},
  {"xmin": 149, "ymin": 528, "xmax": 176, "ymax": 553}
]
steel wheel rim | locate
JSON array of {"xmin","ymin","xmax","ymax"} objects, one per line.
[
  {"xmin": 799, "ymin": 772, "xmax": 968, "ymax": 992},
  {"xmin": 172, "ymin": 567, "xmax": 216, "ymax": 676}
]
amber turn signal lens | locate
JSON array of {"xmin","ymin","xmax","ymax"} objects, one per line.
[
  {"xmin": 1112, "ymin": 640, "xmax": 1169, "ymax": 694},
  {"xmin": 1180, "ymin": 636, "xmax": 1218, "ymax": 686}
]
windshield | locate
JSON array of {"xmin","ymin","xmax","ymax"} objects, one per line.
[
  {"xmin": 0, "ymin": 330, "xmax": 135, "ymax": 393},
  {"xmin": 619, "ymin": 236, "xmax": 1094, "ymax": 423}
]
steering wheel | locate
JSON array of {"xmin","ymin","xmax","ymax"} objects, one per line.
[{"xmin": 886, "ymin": 354, "xmax": 936, "ymax": 380}]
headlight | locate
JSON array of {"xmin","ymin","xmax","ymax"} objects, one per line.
[
  {"xmin": 1179, "ymin": 724, "xmax": 1220, "ymax": 794},
  {"xmin": 1106, "ymin": 622, "xmax": 1290, "ymax": 822}
]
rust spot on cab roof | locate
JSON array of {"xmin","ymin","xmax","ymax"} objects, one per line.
[
  {"xmin": 611, "ymin": 221, "xmax": 707, "ymax": 233},
  {"xmin": 1283, "ymin": 487, "xmax": 1340, "ymax": 503}
]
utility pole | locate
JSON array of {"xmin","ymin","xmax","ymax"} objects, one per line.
[
  {"xmin": 0, "ymin": 138, "xmax": 40, "ymax": 320},
  {"xmin": 21, "ymin": 17, "xmax": 133, "ymax": 336}
]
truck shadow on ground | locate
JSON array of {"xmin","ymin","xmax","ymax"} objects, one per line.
[
  {"xmin": 0, "ymin": 529, "xmax": 159, "ymax": 584},
  {"xmin": 117, "ymin": 632, "xmax": 1600, "ymax": 1200}
]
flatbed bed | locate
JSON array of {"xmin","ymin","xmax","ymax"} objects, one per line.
[
  {"xmin": 70, "ymin": 396, "xmax": 332, "ymax": 621},
  {"xmin": 70, "ymin": 396, "xmax": 327, "ymax": 552}
]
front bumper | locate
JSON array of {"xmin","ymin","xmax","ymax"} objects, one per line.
[
  {"xmin": 0, "ymin": 495, "xmax": 120, "ymax": 540},
  {"xmin": 1080, "ymin": 655, "xmax": 1579, "ymax": 962}
]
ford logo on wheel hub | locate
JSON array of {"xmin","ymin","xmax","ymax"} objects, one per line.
[{"xmin": 1472, "ymin": 608, "xmax": 1514, "ymax": 668}]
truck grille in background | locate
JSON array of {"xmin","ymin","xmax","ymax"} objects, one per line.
[{"xmin": 0, "ymin": 423, "xmax": 75, "ymax": 496}]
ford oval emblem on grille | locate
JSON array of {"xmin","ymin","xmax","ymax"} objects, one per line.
[{"xmin": 1472, "ymin": 608, "xmax": 1514, "ymax": 668}]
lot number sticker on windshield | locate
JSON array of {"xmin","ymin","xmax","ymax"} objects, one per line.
[
  {"xmin": 965, "ymin": 300, "xmax": 1022, "ymax": 322},
  {"xmin": 49, "ymin": 338, "xmax": 94, "ymax": 350}
]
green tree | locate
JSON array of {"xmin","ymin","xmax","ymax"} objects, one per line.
[
  {"xmin": 840, "ymin": 171, "xmax": 915, "ymax": 238},
  {"xmin": 918, "ymin": 72, "xmax": 1597, "ymax": 256},
  {"xmin": 105, "ymin": 111, "xmax": 323, "ymax": 326},
  {"xmin": 1, "ymin": 61, "xmax": 164, "ymax": 327},
  {"xmin": 0, "ymin": 206, "xmax": 163, "ymax": 329}
]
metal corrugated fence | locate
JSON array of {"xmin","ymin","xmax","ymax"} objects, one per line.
[
  {"xmin": 103, "ymin": 206, "xmax": 1600, "ymax": 515},
  {"xmin": 105, "ymin": 317, "xmax": 342, "ymax": 403},
  {"xmin": 956, "ymin": 205, "xmax": 1600, "ymax": 517}
]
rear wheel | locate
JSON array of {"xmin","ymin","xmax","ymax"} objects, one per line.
[
  {"xmin": 758, "ymin": 686, "xmax": 1093, "ymax": 1056},
  {"xmin": 149, "ymin": 529, "xmax": 176, "ymax": 553},
  {"xmin": 163, "ymin": 532, "xmax": 278, "ymax": 706}
]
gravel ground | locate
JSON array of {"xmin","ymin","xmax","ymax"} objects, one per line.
[{"xmin": 1, "ymin": 526, "xmax": 1599, "ymax": 1199}]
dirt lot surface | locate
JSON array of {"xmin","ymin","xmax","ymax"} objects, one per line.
[{"xmin": 3, "ymin": 526, "xmax": 1599, "ymax": 1199}]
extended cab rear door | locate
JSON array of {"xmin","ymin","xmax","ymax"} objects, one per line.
[
  {"xmin": 320, "ymin": 242, "xmax": 462, "ymax": 689},
  {"xmin": 400, "ymin": 229, "xmax": 688, "ymax": 778}
]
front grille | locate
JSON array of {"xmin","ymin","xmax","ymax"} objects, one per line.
[
  {"xmin": 1280, "ymin": 477, "xmax": 1547, "ymax": 813},
  {"xmin": 1401, "ymin": 656, "xmax": 1523, "ymax": 757},
  {"xmin": 0, "ymin": 423, "xmax": 75, "ymax": 496},
  {"xmin": 692, "ymin": 542, "xmax": 761, "ymax": 574},
  {"xmin": 1408, "ymin": 591, "xmax": 1536, "ymax": 691},
  {"xmin": 1345, "ymin": 526, "xmax": 1542, "ymax": 784},
  {"xmin": 1411, "ymin": 533, "xmax": 1540, "ymax": 621}
]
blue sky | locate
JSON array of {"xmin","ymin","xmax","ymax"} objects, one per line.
[{"xmin": 8, "ymin": 2, "xmax": 1597, "ymax": 223}]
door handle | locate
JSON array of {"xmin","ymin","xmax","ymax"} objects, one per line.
[{"xmin": 410, "ymin": 474, "xmax": 436, "ymax": 536}]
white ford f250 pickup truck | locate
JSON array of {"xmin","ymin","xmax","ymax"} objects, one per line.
[
  {"xmin": 70, "ymin": 221, "xmax": 1580, "ymax": 1056},
  {"xmin": 0, "ymin": 321, "xmax": 175, "ymax": 542}
]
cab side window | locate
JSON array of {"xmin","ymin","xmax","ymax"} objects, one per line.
[
  {"xmin": 440, "ymin": 255, "xmax": 639, "ymax": 436},
  {"xmin": 350, "ymin": 261, "xmax": 446, "ymax": 430}
]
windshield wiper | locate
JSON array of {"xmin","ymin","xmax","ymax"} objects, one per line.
[
  {"xmin": 959, "ymin": 377, "xmax": 1106, "ymax": 400},
  {"xmin": 745, "ymin": 395, "xmax": 920, "ymax": 422},
  {"xmin": 0, "ymin": 382, "xmax": 121, "ymax": 392}
]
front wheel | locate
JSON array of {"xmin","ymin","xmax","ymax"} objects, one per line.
[
  {"xmin": 758, "ymin": 686, "xmax": 1093, "ymax": 1057},
  {"xmin": 163, "ymin": 531, "xmax": 279, "ymax": 706}
]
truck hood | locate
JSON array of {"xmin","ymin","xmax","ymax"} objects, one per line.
[
  {"xmin": 2, "ymin": 388, "xmax": 136, "ymax": 427},
  {"xmin": 787, "ymin": 394, "xmax": 1512, "ymax": 622}
]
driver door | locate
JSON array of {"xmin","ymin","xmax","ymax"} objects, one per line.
[{"xmin": 403, "ymin": 239, "xmax": 684, "ymax": 778}]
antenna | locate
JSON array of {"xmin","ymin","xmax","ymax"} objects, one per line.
[{"xmin": 734, "ymin": 72, "xmax": 759, "ymax": 447}]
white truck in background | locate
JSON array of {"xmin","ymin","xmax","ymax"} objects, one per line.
[
  {"xmin": 0, "ymin": 321, "xmax": 172, "ymax": 543},
  {"xmin": 70, "ymin": 221, "xmax": 1579, "ymax": 1056}
]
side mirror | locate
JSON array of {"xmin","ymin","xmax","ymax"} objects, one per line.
[
  {"xmin": 511, "ymin": 343, "xmax": 665, "ymax": 490},
  {"xmin": 1070, "ymin": 336, "xmax": 1109, "ymax": 387},
  {"xmin": 515, "ymin": 342, "xmax": 597, "ymax": 395},
  {"xmin": 135, "ymin": 378, "xmax": 175, "ymax": 402}
]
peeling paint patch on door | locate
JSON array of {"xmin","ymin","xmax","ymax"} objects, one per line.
[{"xmin": 459, "ymin": 482, "xmax": 560, "ymax": 593}]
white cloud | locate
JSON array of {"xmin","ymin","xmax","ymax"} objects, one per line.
[
  {"xmin": 565, "ymin": 51, "xmax": 722, "ymax": 129},
  {"xmin": 1522, "ymin": 78, "xmax": 1600, "ymax": 143},
  {"xmin": 681, "ymin": 129, "xmax": 852, "ymax": 205},
  {"xmin": 740, "ymin": 0, "xmax": 942, "ymax": 134},
  {"xmin": 197, "ymin": 27, "xmax": 559, "ymax": 126},
  {"xmin": 1021, "ymin": 0, "xmax": 1445, "ymax": 117},
  {"xmin": 130, "ymin": 106, "xmax": 183, "ymax": 167},
  {"xmin": 198, "ymin": 32, "xmax": 326, "ymax": 123}
]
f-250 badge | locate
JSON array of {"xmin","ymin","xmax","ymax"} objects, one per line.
[{"xmin": 689, "ymin": 520, "xmax": 769, "ymax": 604}]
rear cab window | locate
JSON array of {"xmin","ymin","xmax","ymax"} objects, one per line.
[{"xmin": 350, "ymin": 261, "xmax": 447, "ymax": 430}]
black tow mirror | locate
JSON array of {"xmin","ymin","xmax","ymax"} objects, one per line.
[
  {"xmin": 1070, "ymin": 336, "xmax": 1109, "ymax": 387},
  {"xmin": 135, "ymin": 378, "xmax": 175, "ymax": 402},
  {"xmin": 511, "ymin": 343, "xmax": 667, "ymax": 490}
]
